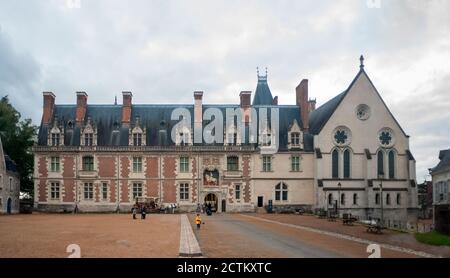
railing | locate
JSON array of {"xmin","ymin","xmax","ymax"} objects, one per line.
[{"xmin": 33, "ymin": 145, "xmax": 257, "ymax": 153}]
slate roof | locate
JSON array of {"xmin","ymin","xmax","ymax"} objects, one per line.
[
  {"xmin": 38, "ymin": 103, "xmax": 313, "ymax": 152},
  {"xmin": 252, "ymin": 76, "xmax": 274, "ymax": 106},
  {"xmin": 430, "ymin": 149, "xmax": 450, "ymax": 174}
]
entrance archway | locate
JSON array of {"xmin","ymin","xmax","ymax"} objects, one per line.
[
  {"xmin": 204, "ymin": 193, "xmax": 218, "ymax": 212},
  {"xmin": 7, "ymin": 198, "xmax": 12, "ymax": 214}
]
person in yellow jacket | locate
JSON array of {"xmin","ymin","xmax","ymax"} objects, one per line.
[{"xmin": 195, "ymin": 214, "xmax": 202, "ymax": 229}]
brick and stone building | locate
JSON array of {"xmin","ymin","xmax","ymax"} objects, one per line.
[
  {"xmin": 0, "ymin": 137, "xmax": 20, "ymax": 214},
  {"xmin": 33, "ymin": 57, "xmax": 418, "ymax": 221}
]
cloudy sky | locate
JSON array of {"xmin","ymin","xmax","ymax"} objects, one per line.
[{"xmin": 0, "ymin": 0, "xmax": 449, "ymax": 181}]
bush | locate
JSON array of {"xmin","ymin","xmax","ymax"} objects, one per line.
[{"xmin": 415, "ymin": 231, "xmax": 450, "ymax": 246}]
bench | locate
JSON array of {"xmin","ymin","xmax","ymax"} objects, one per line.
[
  {"xmin": 327, "ymin": 212, "xmax": 338, "ymax": 222},
  {"xmin": 366, "ymin": 224, "xmax": 382, "ymax": 234},
  {"xmin": 342, "ymin": 213, "xmax": 358, "ymax": 225}
]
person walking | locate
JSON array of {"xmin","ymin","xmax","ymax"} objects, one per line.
[
  {"xmin": 141, "ymin": 205, "xmax": 146, "ymax": 220},
  {"xmin": 132, "ymin": 205, "xmax": 137, "ymax": 220},
  {"xmin": 195, "ymin": 214, "xmax": 202, "ymax": 229}
]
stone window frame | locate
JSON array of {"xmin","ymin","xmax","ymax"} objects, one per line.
[
  {"xmin": 132, "ymin": 182, "xmax": 143, "ymax": 201},
  {"xmin": 290, "ymin": 155, "xmax": 302, "ymax": 172},
  {"xmin": 50, "ymin": 156, "xmax": 60, "ymax": 172},
  {"xmin": 83, "ymin": 182, "xmax": 94, "ymax": 201},
  {"xmin": 226, "ymin": 155, "xmax": 239, "ymax": 171},
  {"xmin": 179, "ymin": 156, "xmax": 190, "ymax": 173},
  {"xmin": 275, "ymin": 182, "xmax": 288, "ymax": 202},
  {"xmin": 50, "ymin": 181, "xmax": 61, "ymax": 201},
  {"xmin": 80, "ymin": 118, "xmax": 97, "ymax": 146},
  {"xmin": 262, "ymin": 155, "xmax": 273, "ymax": 172},
  {"xmin": 82, "ymin": 156, "xmax": 95, "ymax": 171},
  {"xmin": 287, "ymin": 119, "xmax": 303, "ymax": 150},
  {"xmin": 132, "ymin": 156, "xmax": 143, "ymax": 173},
  {"xmin": 48, "ymin": 118, "xmax": 64, "ymax": 147},
  {"xmin": 101, "ymin": 182, "xmax": 109, "ymax": 202},
  {"xmin": 179, "ymin": 182, "xmax": 190, "ymax": 202},
  {"xmin": 234, "ymin": 183, "xmax": 241, "ymax": 201},
  {"xmin": 129, "ymin": 117, "xmax": 147, "ymax": 146}
]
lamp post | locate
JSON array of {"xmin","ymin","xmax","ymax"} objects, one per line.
[
  {"xmin": 337, "ymin": 182, "xmax": 342, "ymax": 217},
  {"xmin": 378, "ymin": 172, "xmax": 384, "ymax": 228}
]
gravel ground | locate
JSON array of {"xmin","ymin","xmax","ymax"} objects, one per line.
[{"xmin": 0, "ymin": 213, "xmax": 180, "ymax": 258}]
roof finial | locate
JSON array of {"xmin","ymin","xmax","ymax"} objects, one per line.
[
  {"xmin": 360, "ymin": 55, "xmax": 365, "ymax": 69},
  {"xmin": 257, "ymin": 66, "xmax": 267, "ymax": 82},
  {"xmin": 114, "ymin": 95, "xmax": 117, "ymax": 105},
  {"xmin": 256, "ymin": 67, "xmax": 260, "ymax": 77}
]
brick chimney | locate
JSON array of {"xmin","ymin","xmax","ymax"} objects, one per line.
[
  {"xmin": 308, "ymin": 98, "xmax": 316, "ymax": 112},
  {"xmin": 296, "ymin": 79, "xmax": 309, "ymax": 131},
  {"xmin": 122, "ymin": 91, "xmax": 132, "ymax": 126},
  {"xmin": 240, "ymin": 91, "xmax": 251, "ymax": 108},
  {"xmin": 42, "ymin": 92, "xmax": 55, "ymax": 126},
  {"xmin": 240, "ymin": 91, "xmax": 252, "ymax": 125},
  {"xmin": 76, "ymin": 92, "xmax": 88, "ymax": 124},
  {"xmin": 273, "ymin": 96, "xmax": 278, "ymax": 105}
]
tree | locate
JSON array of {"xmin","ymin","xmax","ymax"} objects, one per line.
[{"xmin": 0, "ymin": 96, "xmax": 37, "ymax": 196}]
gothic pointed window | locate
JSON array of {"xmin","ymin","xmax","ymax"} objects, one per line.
[
  {"xmin": 333, "ymin": 126, "xmax": 351, "ymax": 147},
  {"xmin": 332, "ymin": 149, "xmax": 339, "ymax": 178},
  {"xmin": 388, "ymin": 150, "xmax": 396, "ymax": 179},
  {"xmin": 377, "ymin": 151, "xmax": 384, "ymax": 178},
  {"xmin": 343, "ymin": 149, "xmax": 351, "ymax": 178}
]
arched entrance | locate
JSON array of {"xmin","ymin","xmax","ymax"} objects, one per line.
[
  {"xmin": 7, "ymin": 198, "xmax": 12, "ymax": 214},
  {"xmin": 204, "ymin": 193, "xmax": 218, "ymax": 212}
]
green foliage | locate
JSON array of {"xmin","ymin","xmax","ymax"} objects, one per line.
[
  {"xmin": 415, "ymin": 231, "xmax": 450, "ymax": 246},
  {"xmin": 0, "ymin": 96, "xmax": 38, "ymax": 196}
]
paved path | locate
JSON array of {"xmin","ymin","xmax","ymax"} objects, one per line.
[
  {"xmin": 179, "ymin": 214, "xmax": 202, "ymax": 257},
  {"xmin": 190, "ymin": 214, "xmax": 420, "ymax": 258}
]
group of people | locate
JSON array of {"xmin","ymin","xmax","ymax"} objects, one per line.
[
  {"xmin": 196, "ymin": 202, "xmax": 214, "ymax": 215},
  {"xmin": 132, "ymin": 204, "xmax": 147, "ymax": 220}
]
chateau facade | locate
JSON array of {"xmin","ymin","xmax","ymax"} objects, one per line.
[{"xmin": 33, "ymin": 57, "xmax": 418, "ymax": 221}]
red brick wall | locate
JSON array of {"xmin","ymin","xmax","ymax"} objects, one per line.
[
  {"xmin": 62, "ymin": 156, "xmax": 74, "ymax": 177},
  {"xmin": 121, "ymin": 181, "xmax": 129, "ymax": 203},
  {"xmin": 39, "ymin": 180, "xmax": 47, "ymax": 202},
  {"xmin": 98, "ymin": 156, "xmax": 116, "ymax": 178},
  {"xmin": 38, "ymin": 157, "xmax": 48, "ymax": 202},
  {"xmin": 63, "ymin": 180, "xmax": 75, "ymax": 202},
  {"xmin": 191, "ymin": 157, "xmax": 197, "ymax": 203},
  {"xmin": 120, "ymin": 156, "xmax": 130, "ymax": 178},
  {"xmin": 162, "ymin": 157, "xmax": 176, "ymax": 203},
  {"xmin": 110, "ymin": 180, "xmax": 116, "ymax": 203},
  {"xmin": 145, "ymin": 157, "xmax": 158, "ymax": 178},
  {"xmin": 146, "ymin": 180, "xmax": 159, "ymax": 197}
]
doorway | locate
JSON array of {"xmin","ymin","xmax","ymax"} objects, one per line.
[
  {"xmin": 221, "ymin": 199, "xmax": 226, "ymax": 212},
  {"xmin": 257, "ymin": 196, "xmax": 263, "ymax": 207},
  {"xmin": 7, "ymin": 198, "xmax": 12, "ymax": 214},
  {"xmin": 204, "ymin": 193, "xmax": 218, "ymax": 212}
]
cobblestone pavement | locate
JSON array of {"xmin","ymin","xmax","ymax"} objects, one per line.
[
  {"xmin": 251, "ymin": 214, "xmax": 450, "ymax": 257},
  {"xmin": 189, "ymin": 213, "xmax": 421, "ymax": 258},
  {"xmin": 0, "ymin": 213, "xmax": 180, "ymax": 258}
]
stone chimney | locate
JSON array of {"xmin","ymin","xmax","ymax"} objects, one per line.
[
  {"xmin": 273, "ymin": 96, "xmax": 278, "ymax": 105},
  {"xmin": 42, "ymin": 92, "xmax": 55, "ymax": 126},
  {"xmin": 296, "ymin": 79, "xmax": 309, "ymax": 131},
  {"xmin": 193, "ymin": 91, "xmax": 203, "ymax": 143},
  {"xmin": 76, "ymin": 92, "xmax": 88, "ymax": 125},
  {"xmin": 122, "ymin": 91, "xmax": 132, "ymax": 126}
]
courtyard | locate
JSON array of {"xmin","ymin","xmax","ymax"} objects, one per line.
[{"xmin": 0, "ymin": 213, "xmax": 449, "ymax": 258}]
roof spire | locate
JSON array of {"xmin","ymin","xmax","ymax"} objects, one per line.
[
  {"xmin": 114, "ymin": 95, "xmax": 117, "ymax": 105},
  {"xmin": 360, "ymin": 55, "xmax": 365, "ymax": 69},
  {"xmin": 257, "ymin": 66, "xmax": 267, "ymax": 82}
]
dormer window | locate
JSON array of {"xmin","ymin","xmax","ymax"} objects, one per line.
[
  {"xmin": 130, "ymin": 117, "xmax": 146, "ymax": 146},
  {"xmin": 51, "ymin": 132, "xmax": 60, "ymax": 146},
  {"xmin": 81, "ymin": 117, "xmax": 96, "ymax": 146},
  {"xmin": 225, "ymin": 125, "xmax": 240, "ymax": 146},
  {"xmin": 291, "ymin": 132, "xmax": 300, "ymax": 146},
  {"xmin": 288, "ymin": 119, "xmax": 303, "ymax": 150},
  {"xmin": 133, "ymin": 132, "xmax": 142, "ymax": 146},
  {"xmin": 48, "ymin": 117, "xmax": 63, "ymax": 146},
  {"xmin": 176, "ymin": 125, "xmax": 192, "ymax": 146}
]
